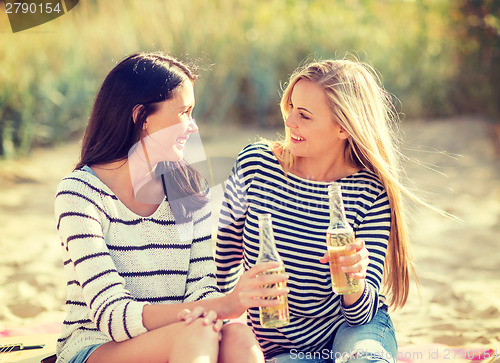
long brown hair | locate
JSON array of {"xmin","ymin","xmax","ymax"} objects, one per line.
[
  {"xmin": 76, "ymin": 52, "xmax": 197, "ymax": 169},
  {"xmin": 76, "ymin": 52, "xmax": 208, "ymax": 218}
]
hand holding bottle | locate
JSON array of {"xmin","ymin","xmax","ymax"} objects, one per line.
[
  {"xmin": 324, "ymin": 183, "xmax": 364, "ymax": 295},
  {"xmin": 319, "ymin": 238, "xmax": 370, "ymax": 280},
  {"xmin": 226, "ymin": 261, "xmax": 289, "ymax": 319}
]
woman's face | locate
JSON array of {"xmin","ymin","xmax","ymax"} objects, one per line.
[
  {"xmin": 141, "ymin": 80, "xmax": 198, "ymax": 162},
  {"xmin": 285, "ymin": 79, "xmax": 347, "ymax": 159}
]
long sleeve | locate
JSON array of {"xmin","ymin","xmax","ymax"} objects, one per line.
[
  {"xmin": 184, "ymin": 203, "xmax": 223, "ymax": 302},
  {"xmin": 55, "ymin": 178, "xmax": 149, "ymax": 342},
  {"xmin": 341, "ymin": 188, "xmax": 391, "ymax": 326},
  {"xmin": 215, "ymin": 157, "xmax": 251, "ymax": 293}
]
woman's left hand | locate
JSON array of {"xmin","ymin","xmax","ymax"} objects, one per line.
[{"xmin": 319, "ymin": 238, "xmax": 370, "ymax": 280}]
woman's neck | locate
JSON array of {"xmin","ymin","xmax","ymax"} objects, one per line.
[
  {"xmin": 91, "ymin": 160, "xmax": 161, "ymax": 217},
  {"xmin": 291, "ymin": 154, "xmax": 361, "ymax": 182},
  {"xmin": 91, "ymin": 159, "xmax": 130, "ymax": 191}
]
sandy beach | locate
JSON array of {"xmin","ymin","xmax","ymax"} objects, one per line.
[{"xmin": 1, "ymin": 118, "xmax": 499, "ymax": 356}]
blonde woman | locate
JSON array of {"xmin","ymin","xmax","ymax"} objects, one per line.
[{"xmin": 216, "ymin": 58, "xmax": 416, "ymax": 363}]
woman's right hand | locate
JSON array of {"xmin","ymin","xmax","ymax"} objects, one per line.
[
  {"xmin": 226, "ymin": 261, "xmax": 289, "ymax": 319},
  {"xmin": 177, "ymin": 306, "xmax": 223, "ymax": 337}
]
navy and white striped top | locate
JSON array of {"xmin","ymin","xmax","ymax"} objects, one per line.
[
  {"xmin": 54, "ymin": 167, "xmax": 221, "ymax": 363},
  {"xmin": 215, "ymin": 143, "xmax": 391, "ymax": 358}
]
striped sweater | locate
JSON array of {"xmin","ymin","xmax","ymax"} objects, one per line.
[
  {"xmin": 54, "ymin": 167, "xmax": 221, "ymax": 363},
  {"xmin": 215, "ymin": 143, "xmax": 391, "ymax": 359}
]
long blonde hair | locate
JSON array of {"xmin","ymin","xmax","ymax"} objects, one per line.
[{"xmin": 272, "ymin": 57, "xmax": 420, "ymax": 308}]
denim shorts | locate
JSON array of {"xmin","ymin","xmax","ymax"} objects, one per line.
[
  {"xmin": 268, "ymin": 309, "xmax": 397, "ymax": 363},
  {"xmin": 68, "ymin": 344, "xmax": 102, "ymax": 363}
]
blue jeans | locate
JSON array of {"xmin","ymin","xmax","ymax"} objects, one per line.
[
  {"xmin": 268, "ymin": 309, "xmax": 397, "ymax": 363},
  {"xmin": 68, "ymin": 344, "xmax": 102, "ymax": 363}
]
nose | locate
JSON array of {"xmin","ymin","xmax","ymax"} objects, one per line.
[
  {"xmin": 187, "ymin": 117, "xmax": 198, "ymax": 133},
  {"xmin": 285, "ymin": 112, "xmax": 297, "ymax": 129}
]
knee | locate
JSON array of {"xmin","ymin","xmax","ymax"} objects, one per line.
[
  {"xmin": 170, "ymin": 319, "xmax": 220, "ymax": 353},
  {"xmin": 333, "ymin": 334, "xmax": 396, "ymax": 363},
  {"xmin": 165, "ymin": 320, "xmax": 220, "ymax": 363},
  {"xmin": 220, "ymin": 323, "xmax": 263, "ymax": 363},
  {"xmin": 182, "ymin": 319, "xmax": 220, "ymax": 345},
  {"xmin": 333, "ymin": 321, "xmax": 397, "ymax": 363},
  {"xmin": 221, "ymin": 323, "xmax": 257, "ymax": 347}
]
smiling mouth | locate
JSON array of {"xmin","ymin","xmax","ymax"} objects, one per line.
[
  {"xmin": 291, "ymin": 134, "xmax": 305, "ymax": 141},
  {"xmin": 176, "ymin": 136, "xmax": 188, "ymax": 148}
]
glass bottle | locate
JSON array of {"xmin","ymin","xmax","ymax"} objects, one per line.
[
  {"xmin": 256, "ymin": 213, "xmax": 290, "ymax": 328},
  {"xmin": 326, "ymin": 183, "xmax": 361, "ymax": 295}
]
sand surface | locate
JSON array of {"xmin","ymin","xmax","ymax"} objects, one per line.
[{"xmin": 0, "ymin": 118, "xmax": 499, "ymax": 353}]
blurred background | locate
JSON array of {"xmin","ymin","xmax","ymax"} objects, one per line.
[
  {"xmin": 1, "ymin": 0, "xmax": 499, "ymax": 157},
  {"xmin": 1, "ymin": 0, "xmax": 499, "ymax": 354}
]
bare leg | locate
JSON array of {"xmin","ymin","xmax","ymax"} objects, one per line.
[
  {"xmin": 87, "ymin": 318, "xmax": 219, "ymax": 363},
  {"xmin": 219, "ymin": 323, "xmax": 264, "ymax": 363}
]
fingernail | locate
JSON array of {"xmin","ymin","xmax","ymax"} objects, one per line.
[
  {"xmin": 342, "ymin": 266, "xmax": 347, "ymax": 272},
  {"xmin": 339, "ymin": 256, "xmax": 345, "ymax": 262}
]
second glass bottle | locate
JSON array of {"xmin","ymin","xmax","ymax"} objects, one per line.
[{"xmin": 256, "ymin": 213, "xmax": 290, "ymax": 328}]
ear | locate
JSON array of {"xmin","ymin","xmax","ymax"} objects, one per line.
[
  {"xmin": 132, "ymin": 104, "xmax": 145, "ymax": 128},
  {"xmin": 338, "ymin": 126, "xmax": 350, "ymax": 140}
]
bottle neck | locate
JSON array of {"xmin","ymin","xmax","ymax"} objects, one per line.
[
  {"xmin": 327, "ymin": 184, "xmax": 351, "ymax": 231},
  {"xmin": 257, "ymin": 215, "xmax": 282, "ymax": 263}
]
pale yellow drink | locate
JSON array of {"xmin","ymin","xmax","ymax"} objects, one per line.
[
  {"xmin": 257, "ymin": 213, "xmax": 290, "ymax": 328},
  {"xmin": 326, "ymin": 228, "xmax": 361, "ymax": 295},
  {"xmin": 259, "ymin": 266, "xmax": 290, "ymax": 328}
]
